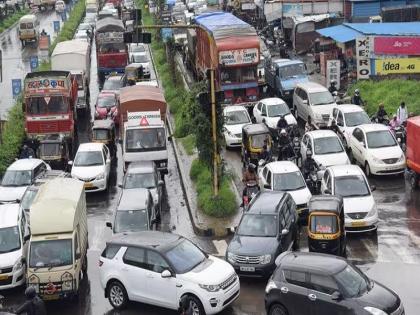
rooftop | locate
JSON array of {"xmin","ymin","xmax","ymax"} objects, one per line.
[
  {"xmin": 260, "ymin": 97, "xmax": 287, "ymax": 106},
  {"xmin": 266, "ymin": 161, "xmax": 300, "ymax": 174},
  {"xmin": 77, "ymin": 142, "xmax": 105, "ymax": 152},
  {"xmin": 358, "ymin": 123, "xmax": 389, "ymax": 132},
  {"xmin": 117, "ymin": 189, "xmax": 150, "ymax": 211},
  {"xmin": 327, "ymin": 164, "xmax": 364, "ymax": 177},
  {"xmin": 296, "ymin": 81, "xmax": 329, "ymax": 92},
  {"xmin": 126, "ymin": 160, "xmax": 155, "ymax": 174},
  {"xmin": 7, "ymin": 159, "xmax": 45, "ymax": 171},
  {"xmin": 337, "ymin": 104, "xmax": 366, "ymax": 113},
  {"xmin": 248, "ymin": 191, "xmax": 285, "ymax": 214},
  {"xmin": 306, "ymin": 129, "xmax": 338, "ymax": 139},
  {"xmin": 0, "ymin": 203, "xmax": 20, "ymax": 228}
]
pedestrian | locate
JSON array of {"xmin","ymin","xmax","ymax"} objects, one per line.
[{"xmin": 397, "ymin": 102, "xmax": 408, "ymax": 125}]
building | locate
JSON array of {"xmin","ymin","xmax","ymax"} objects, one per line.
[{"xmin": 346, "ymin": 0, "xmax": 420, "ymax": 21}]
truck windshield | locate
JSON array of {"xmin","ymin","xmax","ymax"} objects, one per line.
[
  {"xmin": 220, "ymin": 66, "xmax": 257, "ymax": 84},
  {"xmin": 279, "ymin": 64, "xmax": 306, "ymax": 79},
  {"xmin": 1, "ymin": 170, "xmax": 32, "ymax": 186},
  {"xmin": 29, "ymin": 239, "xmax": 73, "ymax": 268},
  {"xmin": 99, "ymin": 43, "xmax": 126, "ymax": 53},
  {"xmin": 126, "ymin": 128, "xmax": 166, "ymax": 152},
  {"xmin": 27, "ymin": 96, "xmax": 68, "ymax": 114},
  {"xmin": 0, "ymin": 226, "xmax": 21, "ymax": 254},
  {"xmin": 114, "ymin": 209, "xmax": 149, "ymax": 233},
  {"xmin": 93, "ymin": 129, "xmax": 109, "ymax": 140}
]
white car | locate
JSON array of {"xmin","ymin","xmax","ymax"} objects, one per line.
[
  {"xmin": 0, "ymin": 202, "xmax": 29, "ymax": 289},
  {"xmin": 223, "ymin": 105, "xmax": 251, "ymax": 147},
  {"xmin": 0, "ymin": 159, "xmax": 50, "ymax": 202},
  {"xmin": 329, "ymin": 104, "xmax": 371, "ymax": 148},
  {"xmin": 55, "ymin": 0, "xmax": 66, "ymax": 13},
  {"xmin": 70, "ymin": 143, "xmax": 111, "ymax": 192},
  {"xmin": 258, "ymin": 161, "xmax": 311, "ymax": 215},
  {"xmin": 99, "ymin": 231, "xmax": 239, "ymax": 314},
  {"xmin": 129, "ymin": 43, "xmax": 146, "ymax": 56},
  {"xmin": 103, "ymin": 2, "xmax": 115, "ymax": 9},
  {"xmin": 73, "ymin": 30, "xmax": 90, "ymax": 43},
  {"xmin": 301, "ymin": 130, "xmax": 350, "ymax": 168},
  {"xmin": 253, "ymin": 98, "xmax": 297, "ymax": 131},
  {"xmin": 131, "ymin": 53, "xmax": 151, "ymax": 77},
  {"xmin": 320, "ymin": 165, "xmax": 378, "ymax": 233},
  {"xmin": 349, "ymin": 124, "xmax": 405, "ymax": 176},
  {"xmin": 293, "ymin": 82, "xmax": 337, "ymax": 128}
]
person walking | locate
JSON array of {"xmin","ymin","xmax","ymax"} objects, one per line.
[{"xmin": 397, "ymin": 102, "xmax": 408, "ymax": 125}]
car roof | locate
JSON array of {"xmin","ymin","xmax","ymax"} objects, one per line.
[
  {"xmin": 260, "ymin": 97, "xmax": 287, "ymax": 106},
  {"xmin": 308, "ymin": 195, "xmax": 343, "ymax": 214},
  {"xmin": 223, "ymin": 105, "xmax": 247, "ymax": 114},
  {"xmin": 327, "ymin": 164, "xmax": 364, "ymax": 178},
  {"xmin": 126, "ymin": 161, "xmax": 155, "ymax": 174},
  {"xmin": 243, "ymin": 123, "xmax": 270, "ymax": 134},
  {"xmin": 306, "ymin": 129, "xmax": 338, "ymax": 139},
  {"xmin": 7, "ymin": 158, "xmax": 44, "ymax": 171},
  {"xmin": 0, "ymin": 203, "xmax": 20, "ymax": 228},
  {"xmin": 357, "ymin": 123, "xmax": 388, "ymax": 132},
  {"xmin": 336, "ymin": 104, "xmax": 365, "ymax": 113},
  {"xmin": 272, "ymin": 58, "xmax": 302, "ymax": 66},
  {"xmin": 278, "ymin": 251, "xmax": 348, "ymax": 276},
  {"xmin": 248, "ymin": 191, "xmax": 286, "ymax": 214},
  {"xmin": 108, "ymin": 231, "xmax": 183, "ymax": 252},
  {"xmin": 118, "ymin": 188, "xmax": 150, "ymax": 211},
  {"xmin": 77, "ymin": 142, "xmax": 104, "ymax": 152},
  {"xmin": 98, "ymin": 91, "xmax": 116, "ymax": 97},
  {"xmin": 296, "ymin": 81, "xmax": 328, "ymax": 92},
  {"xmin": 266, "ymin": 161, "xmax": 299, "ymax": 173}
]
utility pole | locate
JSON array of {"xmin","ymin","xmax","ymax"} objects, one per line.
[{"xmin": 209, "ymin": 68, "xmax": 218, "ymax": 196}]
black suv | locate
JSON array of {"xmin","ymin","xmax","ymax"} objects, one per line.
[
  {"xmin": 226, "ymin": 191, "xmax": 299, "ymax": 278},
  {"xmin": 265, "ymin": 252, "xmax": 404, "ymax": 315}
]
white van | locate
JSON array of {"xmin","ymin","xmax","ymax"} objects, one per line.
[
  {"xmin": 27, "ymin": 178, "xmax": 88, "ymax": 300},
  {"xmin": 18, "ymin": 14, "xmax": 39, "ymax": 46},
  {"xmin": 0, "ymin": 202, "xmax": 29, "ymax": 290}
]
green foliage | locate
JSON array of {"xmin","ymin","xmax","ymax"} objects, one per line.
[
  {"xmin": 179, "ymin": 134, "xmax": 196, "ymax": 155},
  {"xmin": 348, "ymin": 79, "xmax": 420, "ymax": 116},
  {"xmin": 37, "ymin": 60, "xmax": 51, "ymax": 71},
  {"xmin": 190, "ymin": 159, "xmax": 237, "ymax": 217},
  {"xmin": 0, "ymin": 8, "xmax": 29, "ymax": 34}
]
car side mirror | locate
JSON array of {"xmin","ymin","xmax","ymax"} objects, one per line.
[
  {"xmin": 324, "ymin": 189, "xmax": 331, "ymax": 195},
  {"xmin": 68, "ymin": 161, "xmax": 73, "ymax": 166},
  {"xmin": 331, "ymin": 291, "xmax": 342, "ymax": 301},
  {"xmin": 370, "ymin": 185, "xmax": 376, "ymax": 192},
  {"xmin": 303, "ymin": 100, "xmax": 308, "ymax": 105},
  {"xmin": 106, "ymin": 222, "xmax": 112, "ymax": 228},
  {"xmin": 264, "ymin": 183, "xmax": 271, "ymax": 189},
  {"xmin": 75, "ymin": 252, "xmax": 81, "ymax": 260},
  {"xmin": 281, "ymin": 228, "xmax": 289, "ymax": 235},
  {"xmin": 158, "ymin": 180, "xmax": 164, "ymax": 186},
  {"xmin": 161, "ymin": 269, "xmax": 172, "ymax": 278},
  {"xmin": 23, "ymin": 234, "xmax": 30, "ymax": 242}
]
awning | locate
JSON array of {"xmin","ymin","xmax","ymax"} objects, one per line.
[{"xmin": 317, "ymin": 25, "xmax": 362, "ymax": 43}]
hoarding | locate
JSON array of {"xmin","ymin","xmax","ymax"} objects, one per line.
[
  {"xmin": 375, "ymin": 58, "xmax": 420, "ymax": 75},
  {"xmin": 374, "ymin": 37, "xmax": 420, "ymax": 56},
  {"xmin": 326, "ymin": 60, "xmax": 340, "ymax": 90},
  {"xmin": 219, "ymin": 48, "xmax": 259, "ymax": 66},
  {"xmin": 356, "ymin": 36, "xmax": 372, "ymax": 79}
]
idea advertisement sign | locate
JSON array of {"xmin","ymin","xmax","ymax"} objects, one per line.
[
  {"xmin": 375, "ymin": 58, "xmax": 420, "ymax": 75},
  {"xmin": 219, "ymin": 48, "xmax": 259, "ymax": 66},
  {"xmin": 356, "ymin": 37, "xmax": 372, "ymax": 80},
  {"xmin": 374, "ymin": 37, "xmax": 420, "ymax": 56}
]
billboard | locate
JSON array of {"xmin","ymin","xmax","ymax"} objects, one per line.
[
  {"xmin": 375, "ymin": 58, "xmax": 420, "ymax": 75},
  {"xmin": 219, "ymin": 48, "xmax": 259, "ymax": 66},
  {"xmin": 374, "ymin": 37, "xmax": 420, "ymax": 56},
  {"xmin": 356, "ymin": 37, "xmax": 372, "ymax": 79}
]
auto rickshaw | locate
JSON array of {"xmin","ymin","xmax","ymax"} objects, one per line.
[
  {"xmin": 307, "ymin": 195, "xmax": 346, "ymax": 257},
  {"xmin": 125, "ymin": 63, "xmax": 144, "ymax": 86},
  {"xmin": 91, "ymin": 119, "xmax": 117, "ymax": 156},
  {"xmin": 241, "ymin": 123, "xmax": 272, "ymax": 167},
  {"xmin": 36, "ymin": 134, "xmax": 72, "ymax": 170}
]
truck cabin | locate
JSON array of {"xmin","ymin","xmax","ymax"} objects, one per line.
[
  {"xmin": 125, "ymin": 126, "xmax": 166, "ymax": 153},
  {"xmin": 273, "ymin": 61, "xmax": 307, "ymax": 80},
  {"xmin": 26, "ymin": 95, "xmax": 69, "ymax": 116}
]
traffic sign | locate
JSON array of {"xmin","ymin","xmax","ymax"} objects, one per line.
[
  {"xmin": 12, "ymin": 79, "xmax": 22, "ymax": 98},
  {"xmin": 53, "ymin": 20, "xmax": 60, "ymax": 32},
  {"xmin": 30, "ymin": 56, "xmax": 38, "ymax": 71}
]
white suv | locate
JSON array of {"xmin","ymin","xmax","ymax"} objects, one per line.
[{"xmin": 99, "ymin": 231, "xmax": 240, "ymax": 314}]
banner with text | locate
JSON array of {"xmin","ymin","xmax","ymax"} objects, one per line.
[
  {"xmin": 374, "ymin": 37, "xmax": 420, "ymax": 56},
  {"xmin": 375, "ymin": 58, "xmax": 420, "ymax": 75},
  {"xmin": 219, "ymin": 48, "xmax": 259, "ymax": 66},
  {"xmin": 356, "ymin": 36, "xmax": 372, "ymax": 80}
]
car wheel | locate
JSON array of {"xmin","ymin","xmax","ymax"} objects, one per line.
[
  {"xmin": 410, "ymin": 173, "xmax": 418, "ymax": 189},
  {"xmin": 187, "ymin": 295, "xmax": 205, "ymax": 315},
  {"xmin": 269, "ymin": 303, "xmax": 288, "ymax": 315},
  {"xmin": 348, "ymin": 150, "xmax": 355, "ymax": 164},
  {"xmin": 108, "ymin": 281, "xmax": 128, "ymax": 310},
  {"xmin": 365, "ymin": 162, "xmax": 371, "ymax": 177}
]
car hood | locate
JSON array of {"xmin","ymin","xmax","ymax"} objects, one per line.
[
  {"xmin": 369, "ymin": 146, "xmax": 403, "ymax": 160},
  {"xmin": 343, "ymin": 195, "xmax": 374, "ymax": 214},
  {"xmin": 314, "ymin": 152, "xmax": 349, "ymax": 168},
  {"xmin": 281, "ymin": 76, "xmax": 309, "ymax": 91},
  {"xmin": 225, "ymin": 123, "xmax": 251, "ymax": 136},
  {"xmin": 71, "ymin": 165, "xmax": 105, "ymax": 179},
  {"xmin": 0, "ymin": 186, "xmax": 28, "ymax": 201},
  {"xmin": 265, "ymin": 114, "xmax": 297, "ymax": 129},
  {"xmin": 0, "ymin": 249, "xmax": 22, "ymax": 269},
  {"xmin": 311, "ymin": 104, "xmax": 337, "ymax": 117},
  {"xmin": 180, "ymin": 255, "xmax": 235, "ymax": 286},
  {"xmin": 287, "ymin": 187, "xmax": 312, "ymax": 205},
  {"xmin": 356, "ymin": 280, "xmax": 400, "ymax": 313},
  {"xmin": 228, "ymin": 235, "xmax": 278, "ymax": 256}
]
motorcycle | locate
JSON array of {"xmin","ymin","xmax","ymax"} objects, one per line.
[
  {"xmin": 243, "ymin": 180, "xmax": 259, "ymax": 208},
  {"xmin": 370, "ymin": 114, "xmax": 389, "ymax": 125},
  {"xmin": 392, "ymin": 125, "xmax": 406, "ymax": 152},
  {"xmin": 305, "ymin": 169, "xmax": 321, "ymax": 195},
  {"xmin": 292, "ymin": 137, "xmax": 301, "ymax": 166}
]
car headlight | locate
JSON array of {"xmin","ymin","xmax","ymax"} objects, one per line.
[
  {"xmin": 366, "ymin": 205, "xmax": 377, "ymax": 218},
  {"xmin": 199, "ymin": 283, "xmax": 220, "ymax": 292},
  {"xmin": 13, "ymin": 258, "xmax": 23, "ymax": 271},
  {"xmin": 371, "ymin": 156, "xmax": 383, "ymax": 164},
  {"xmin": 96, "ymin": 173, "xmax": 105, "ymax": 180},
  {"xmin": 61, "ymin": 272, "xmax": 73, "ymax": 291},
  {"xmin": 226, "ymin": 252, "xmax": 235, "ymax": 264},
  {"xmin": 364, "ymin": 307, "xmax": 387, "ymax": 315},
  {"xmin": 260, "ymin": 254, "xmax": 272, "ymax": 264},
  {"xmin": 398, "ymin": 154, "xmax": 405, "ymax": 162},
  {"xmin": 225, "ymin": 129, "xmax": 233, "ymax": 137},
  {"xmin": 265, "ymin": 279, "xmax": 277, "ymax": 293}
]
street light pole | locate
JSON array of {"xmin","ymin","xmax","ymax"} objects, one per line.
[{"xmin": 209, "ymin": 68, "xmax": 218, "ymax": 196}]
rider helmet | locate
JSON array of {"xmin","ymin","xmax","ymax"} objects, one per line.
[{"xmin": 25, "ymin": 286, "xmax": 36, "ymax": 299}]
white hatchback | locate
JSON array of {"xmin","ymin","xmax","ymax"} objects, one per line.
[
  {"xmin": 70, "ymin": 143, "xmax": 111, "ymax": 192},
  {"xmin": 320, "ymin": 165, "xmax": 378, "ymax": 233},
  {"xmin": 349, "ymin": 124, "xmax": 405, "ymax": 176},
  {"xmin": 253, "ymin": 98, "xmax": 297, "ymax": 131},
  {"xmin": 223, "ymin": 105, "xmax": 252, "ymax": 148}
]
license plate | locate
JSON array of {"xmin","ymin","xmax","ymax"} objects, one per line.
[
  {"xmin": 352, "ymin": 220, "xmax": 366, "ymax": 227},
  {"xmin": 240, "ymin": 266, "xmax": 255, "ymax": 272},
  {"xmin": 84, "ymin": 182, "xmax": 93, "ymax": 188},
  {"xmin": 43, "ymin": 294, "xmax": 59, "ymax": 300},
  {"xmin": 0, "ymin": 275, "xmax": 9, "ymax": 280}
]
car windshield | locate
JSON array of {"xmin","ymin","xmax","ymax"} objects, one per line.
[
  {"xmin": 29, "ymin": 239, "xmax": 72, "ymax": 268},
  {"xmin": 273, "ymin": 171, "xmax": 306, "ymax": 191},
  {"xmin": 1, "ymin": 170, "xmax": 32, "ymax": 186},
  {"xmin": 97, "ymin": 95, "xmax": 115, "ymax": 108},
  {"xmin": 251, "ymin": 134, "xmax": 268, "ymax": 148},
  {"xmin": 366, "ymin": 130, "xmax": 397, "ymax": 149},
  {"xmin": 103, "ymin": 79, "xmax": 123, "ymax": 91},
  {"xmin": 0, "ymin": 226, "xmax": 21, "ymax": 254},
  {"xmin": 74, "ymin": 151, "xmax": 103, "ymax": 166},
  {"xmin": 335, "ymin": 175, "xmax": 370, "ymax": 197},
  {"xmin": 267, "ymin": 103, "xmax": 290, "ymax": 117},
  {"xmin": 344, "ymin": 111, "xmax": 370, "ymax": 127},
  {"xmin": 126, "ymin": 128, "xmax": 166, "ymax": 152},
  {"xmin": 39, "ymin": 143, "xmax": 60, "ymax": 157},
  {"xmin": 165, "ymin": 239, "xmax": 206, "ymax": 274},
  {"xmin": 310, "ymin": 215, "xmax": 338, "ymax": 234},
  {"xmin": 124, "ymin": 173, "xmax": 156, "ymax": 189},
  {"xmin": 114, "ymin": 210, "xmax": 148, "ymax": 233},
  {"xmin": 310, "ymin": 91, "xmax": 335, "ymax": 105},
  {"xmin": 93, "ymin": 129, "xmax": 110, "ymax": 140},
  {"xmin": 78, "ymin": 24, "xmax": 90, "ymax": 30},
  {"xmin": 225, "ymin": 110, "xmax": 250, "ymax": 125},
  {"xmin": 131, "ymin": 45, "xmax": 145, "ymax": 53},
  {"xmin": 278, "ymin": 63, "xmax": 306, "ymax": 79},
  {"xmin": 237, "ymin": 214, "xmax": 277, "ymax": 237},
  {"xmin": 20, "ymin": 187, "xmax": 39, "ymax": 211},
  {"xmin": 334, "ymin": 265, "xmax": 369, "ymax": 298},
  {"xmin": 132, "ymin": 54, "xmax": 148, "ymax": 63},
  {"xmin": 314, "ymin": 137, "xmax": 343, "ymax": 155}
]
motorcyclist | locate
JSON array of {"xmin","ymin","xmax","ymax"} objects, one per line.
[
  {"xmin": 328, "ymin": 80, "xmax": 337, "ymax": 94},
  {"xmin": 302, "ymin": 149, "xmax": 318, "ymax": 179},
  {"xmin": 242, "ymin": 164, "xmax": 259, "ymax": 198},
  {"xmin": 352, "ymin": 89, "xmax": 364, "ymax": 106},
  {"xmin": 20, "ymin": 144, "xmax": 35, "ymax": 159},
  {"xmin": 178, "ymin": 296, "xmax": 193, "ymax": 315},
  {"xmin": 389, "ymin": 114, "xmax": 400, "ymax": 130},
  {"xmin": 15, "ymin": 286, "xmax": 47, "ymax": 315},
  {"xmin": 276, "ymin": 114, "xmax": 288, "ymax": 130},
  {"xmin": 259, "ymin": 144, "xmax": 271, "ymax": 163},
  {"xmin": 376, "ymin": 103, "xmax": 388, "ymax": 124},
  {"xmin": 305, "ymin": 116, "xmax": 315, "ymax": 132},
  {"xmin": 288, "ymin": 124, "xmax": 300, "ymax": 139},
  {"xmin": 278, "ymin": 129, "xmax": 293, "ymax": 161},
  {"xmin": 40, "ymin": 29, "xmax": 47, "ymax": 36}
]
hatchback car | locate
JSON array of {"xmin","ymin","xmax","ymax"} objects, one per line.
[
  {"xmin": 102, "ymin": 74, "xmax": 126, "ymax": 95},
  {"xmin": 99, "ymin": 231, "xmax": 240, "ymax": 314},
  {"xmin": 226, "ymin": 191, "xmax": 299, "ymax": 278},
  {"xmin": 265, "ymin": 252, "xmax": 404, "ymax": 315},
  {"xmin": 320, "ymin": 165, "xmax": 378, "ymax": 233},
  {"xmin": 70, "ymin": 143, "xmax": 111, "ymax": 192},
  {"xmin": 94, "ymin": 91, "xmax": 120, "ymax": 124},
  {"xmin": 223, "ymin": 105, "xmax": 252, "ymax": 148},
  {"xmin": 253, "ymin": 98, "xmax": 297, "ymax": 132},
  {"xmin": 300, "ymin": 130, "xmax": 350, "ymax": 168},
  {"xmin": 0, "ymin": 159, "xmax": 50, "ymax": 202},
  {"xmin": 130, "ymin": 53, "xmax": 151, "ymax": 78},
  {"xmin": 349, "ymin": 124, "xmax": 405, "ymax": 176}
]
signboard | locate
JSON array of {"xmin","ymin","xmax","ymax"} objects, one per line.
[
  {"xmin": 219, "ymin": 48, "xmax": 259, "ymax": 66},
  {"xmin": 375, "ymin": 58, "xmax": 420, "ymax": 75},
  {"xmin": 374, "ymin": 37, "xmax": 420, "ymax": 56},
  {"xmin": 53, "ymin": 20, "xmax": 60, "ymax": 32},
  {"xmin": 326, "ymin": 60, "xmax": 340, "ymax": 90},
  {"xmin": 97, "ymin": 32, "xmax": 124, "ymax": 43},
  {"xmin": 356, "ymin": 36, "xmax": 372, "ymax": 80},
  {"xmin": 127, "ymin": 111, "xmax": 162, "ymax": 127},
  {"xmin": 12, "ymin": 79, "xmax": 22, "ymax": 98},
  {"xmin": 30, "ymin": 56, "xmax": 39, "ymax": 71}
]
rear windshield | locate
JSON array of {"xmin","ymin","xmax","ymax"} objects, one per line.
[
  {"xmin": 20, "ymin": 22, "xmax": 34, "ymax": 29},
  {"xmin": 93, "ymin": 129, "xmax": 110, "ymax": 140},
  {"xmin": 114, "ymin": 210, "xmax": 149, "ymax": 233},
  {"xmin": 101, "ymin": 244, "xmax": 121, "ymax": 259},
  {"xmin": 310, "ymin": 215, "xmax": 338, "ymax": 234}
]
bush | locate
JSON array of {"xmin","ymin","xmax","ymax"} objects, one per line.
[{"xmin": 0, "ymin": 8, "xmax": 29, "ymax": 34}]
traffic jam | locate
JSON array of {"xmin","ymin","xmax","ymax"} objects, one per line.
[{"xmin": 0, "ymin": 0, "xmax": 419, "ymax": 314}]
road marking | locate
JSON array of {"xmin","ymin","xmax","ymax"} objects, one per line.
[
  {"xmin": 213, "ymin": 240, "xmax": 228, "ymax": 257},
  {"xmin": 381, "ymin": 237, "xmax": 418, "ymax": 264}
]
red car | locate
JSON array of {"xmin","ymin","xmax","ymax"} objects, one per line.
[{"xmin": 95, "ymin": 91, "xmax": 120, "ymax": 125}]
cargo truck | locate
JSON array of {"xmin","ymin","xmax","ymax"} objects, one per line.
[{"xmin": 406, "ymin": 116, "xmax": 420, "ymax": 188}]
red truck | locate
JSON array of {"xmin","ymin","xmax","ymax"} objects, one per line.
[
  {"xmin": 193, "ymin": 12, "xmax": 260, "ymax": 106},
  {"xmin": 406, "ymin": 116, "xmax": 420, "ymax": 188}
]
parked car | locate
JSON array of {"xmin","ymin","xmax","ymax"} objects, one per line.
[
  {"xmin": 320, "ymin": 165, "xmax": 378, "ymax": 233},
  {"xmin": 94, "ymin": 91, "xmax": 120, "ymax": 124},
  {"xmin": 130, "ymin": 53, "xmax": 151, "ymax": 78},
  {"xmin": 329, "ymin": 104, "xmax": 371, "ymax": 148},
  {"xmin": 0, "ymin": 159, "xmax": 50, "ymax": 202},
  {"xmin": 77, "ymin": 22, "xmax": 94, "ymax": 34},
  {"xmin": 253, "ymin": 98, "xmax": 297, "ymax": 132},
  {"xmin": 120, "ymin": 161, "xmax": 164, "ymax": 218},
  {"xmin": 300, "ymin": 130, "xmax": 350, "ymax": 168},
  {"xmin": 55, "ymin": 0, "xmax": 65, "ymax": 13},
  {"xmin": 223, "ymin": 105, "xmax": 252, "ymax": 148},
  {"xmin": 69, "ymin": 143, "xmax": 111, "ymax": 192},
  {"xmin": 226, "ymin": 191, "xmax": 299, "ymax": 277},
  {"xmin": 265, "ymin": 251, "xmax": 404, "ymax": 315},
  {"xmin": 99, "ymin": 231, "xmax": 240, "ymax": 314},
  {"xmin": 128, "ymin": 43, "xmax": 146, "ymax": 59},
  {"xmin": 102, "ymin": 74, "xmax": 126, "ymax": 95},
  {"xmin": 293, "ymin": 82, "xmax": 337, "ymax": 128},
  {"xmin": 349, "ymin": 124, "xmax": 405, "ymax": 176},
  {"xmin": 74, "ymin": 30, "xmax": 90, "ymax": 43},
  {"xmin": 0, "ymin": 202, "xmax": 29, "ymax": 289}
]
